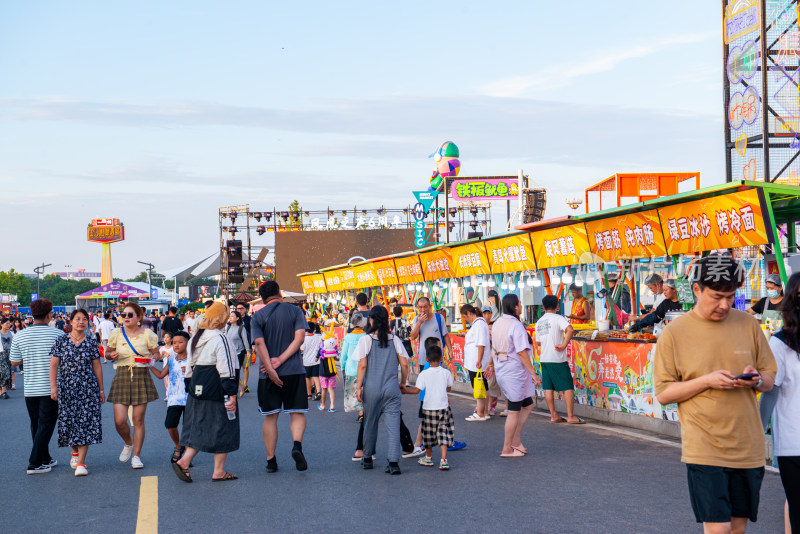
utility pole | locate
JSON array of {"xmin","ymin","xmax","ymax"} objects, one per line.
[
  {"xmin": 137, "ymin": 261, "xmax": 155, "ymax": 301},
  {"xmin": 33, "ymin": 262, "xmax": 52, "ymax": 297}
]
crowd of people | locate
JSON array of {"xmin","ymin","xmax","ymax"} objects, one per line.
[{"xmin": 2, "ymin": 258, "xmax": 799, "ymax": 533}]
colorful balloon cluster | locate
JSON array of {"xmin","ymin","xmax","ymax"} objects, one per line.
[{"xmin": 428, "ymin": 141, "xmax": 460, "ymax": 191}]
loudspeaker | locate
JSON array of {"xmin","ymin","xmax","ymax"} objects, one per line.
[
  {"xmin": 225, "ymin": 240, "xmax": 243, "ymax": 283},
  {"xmin": 523, "ymin": 189, "xmax": 547, "ymax": 223}
]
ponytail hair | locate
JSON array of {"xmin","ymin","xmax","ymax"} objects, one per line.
[
  {"xmin": 459, "ymin": 304, "xmax": 479, "ymax": 317},
  {"xmin": 366, "ymin": 305, "xmax": 390, "ymax": 348}
]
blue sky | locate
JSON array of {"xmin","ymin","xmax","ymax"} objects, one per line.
[{"xmin": 1, "ymin": 1, "xmax": 724, "ymax": 278}]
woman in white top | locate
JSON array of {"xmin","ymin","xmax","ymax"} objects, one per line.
[
  {"xmin": 460, "ymin": 304, "xmax": 491, "ymax": 421},
  {"xmin": 767, "ymin": 273, "xmax": 800, "ymax": 533},
  {"xmin": 172, "ymin": 302, "xmax": 239, "ymax": 483}
]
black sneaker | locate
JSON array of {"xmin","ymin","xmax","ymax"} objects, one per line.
[
  {"xmin": 26, "ymin": 465, "xmax": 52, "ymax": 475},
  {"xmin": 266, "ymin": 457, "xmax": 278, "ymax": 473},
  {"xmin": 291, "ymin": 447, "xmax": 308, "ymax": 472},
  {"xmin": 361, "ymin": 457, "xmax": 373, "ymax": 470},
  {"xmin": 385, "ymin": 462, "xmax": 401, "ymax": 475},
  {"xmin": 357, "ymin": 414, "xmax": 364, "ymax": 423},
  {"xmin": 44, "ymin": 458, "xmax": 58, "ymax": 468},
  {"xmin": 0, "ymin": 393, "xmax": 9, "ymax": 399}
]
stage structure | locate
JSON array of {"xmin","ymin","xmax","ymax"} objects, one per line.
[
  {"xmin": 86, "ymin": 218, "xmax": 125, "ymax": 285},
  {"xmin": 723, "ymin": 0, "xmax": 800, "ymax": 183},
  {"xmin": 217, "ymin": 204, "xmax": 494, "ymax": 299}
]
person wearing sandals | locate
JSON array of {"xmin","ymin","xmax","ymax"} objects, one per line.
[
  {"xmin": 354, "ymin": 306, "xmax": 411, "ymax": 475},
  {"xmin": 460, "ymin": 304, "xmax": 491, "ymax": 422},
  {"xmin": 105, "ymin": 302, "xmax": 161, "ymax": 469},
  {"xmin": 149, "ymin": 331, "xmax": 190, "ymax": 464},
  {"xmin": 491, "ymin": 294, "xmax": 541, "ymax": 458},
  {"xmin": 48, "ymin": 309, "xmax": 104, "ymax": 477},
  {"xmin": 173, "ymin": 302, "xmax": 239, "ymax": 483}
]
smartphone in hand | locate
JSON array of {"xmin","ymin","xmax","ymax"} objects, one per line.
[{"xmin": 734, "ymin": 373, "xmax": 759, "ymax": 380}]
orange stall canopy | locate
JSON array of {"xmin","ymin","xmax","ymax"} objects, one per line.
[{"xmin": 584, "ymin": 172, "xmax": 700, "ymax": 213}]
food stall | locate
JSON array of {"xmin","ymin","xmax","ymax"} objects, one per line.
[{"xmin": 298, "ymin": 181, "xmax": 800, "ymax": 424}]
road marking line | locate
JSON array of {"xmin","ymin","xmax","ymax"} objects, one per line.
[{"xmin": 135, "ymin": 476, "xmax": 158, "ymax": 534}]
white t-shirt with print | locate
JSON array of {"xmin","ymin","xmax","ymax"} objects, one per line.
[
  {"xmin": 166, "ymin": 354, "xmax": 189, "ymax": 407},
  {"xmin": 768, "ymin": 336, "xmax": 800, "ymax": 457},
  {"xmin": 463, "ymin": 317, "xmax": 490, "ymax": 372},
  {"xmin": 415, "ymin": 366, "xmax": 453, "ymax": 410},
  {"xmin": 99, "ymin": 319, "xmax": 115, "ymax": 341},
  {"xmin": 535, "ymin": 312, "xmax": 571, "ymax": 363}
]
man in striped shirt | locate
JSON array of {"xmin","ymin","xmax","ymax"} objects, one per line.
[{"xmin": 10, "ymin": 299, "xmax": 65, "ymax": 475}]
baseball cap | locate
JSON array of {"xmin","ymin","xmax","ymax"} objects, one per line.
[{"xmin": 481, "ymin": 305, "xmax": 492, "ymax": 313}]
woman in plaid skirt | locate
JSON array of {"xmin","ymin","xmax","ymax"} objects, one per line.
[{"xmin": 105, "ymin": 302, "xmax": 162, "ymax": 469}]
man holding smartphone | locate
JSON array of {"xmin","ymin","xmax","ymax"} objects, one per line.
[{"xmin": 655, "ymin": 255, "xmax": 777, "ymax": 534}]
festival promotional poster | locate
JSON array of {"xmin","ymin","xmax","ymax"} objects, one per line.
[
  {"xmin": 484, "ymin": 233, "xmax": 536, "ymax": 273},
  {"xmin": 372, "ymin": 259, "xmax": 399, "ymax": 286},
  {"xmin": 448, "ymin": 242, "xmax": 492, "ymax": 278},
  {"xmin": 585, "ymin": 209, "xmax": 668, "ymax": 261},
  {"xmin": 419, "ymin": 249, "xmax": 454, "ymax": 280},
  {"xmin": 529, "ymin": 339, "xmax": 678, "ymax": 421},
  {"xmin": 529, "ymin": 222, "xmax": 592, "ymax": 269},
  {"xmin": 394, "ymin": 255, "xmax": 425, "ymax": 284},
  {"xmin": 322, "ymin": 270, "xmax": 344, "ymax": 291},
  {"xmin": 657, "ymin": 189, "xmax": 770, "ymax": 255}
]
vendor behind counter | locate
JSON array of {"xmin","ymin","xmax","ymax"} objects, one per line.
[
  {"xmin": 746, "ymin": 273, "xmax": 784, "ymax": 324},
  {"xmin": 629, "ymin": 279, "xmax": 682, "ymax": 333}
]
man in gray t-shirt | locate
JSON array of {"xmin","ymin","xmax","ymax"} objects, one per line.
[
  {"xmin": 410, "ymin": 297, "xmax": 452, "ymax": 364},
  {"xmin": 251, "ymin": 281, "xmax": 309, "ymax": 473}
]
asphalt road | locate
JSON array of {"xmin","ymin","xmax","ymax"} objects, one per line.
[{"xmin": 0, "ymin": 363, "xmax": 789, "ymax": 534}]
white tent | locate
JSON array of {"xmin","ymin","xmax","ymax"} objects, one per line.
[{"xmin": 160, "ymin": 253, "xmax": 218, "ymax": 282}]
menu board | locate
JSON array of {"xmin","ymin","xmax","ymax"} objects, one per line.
[
  {"xmin": 419, "ymin": 249, "xmax": 454, "ymax": 280},
  {"xmin": 585, "ymin": 209, "xmax": 667, "ymax": 261},
  {"xmin": 373, "ymin": 259, "xmax": 399, "ymax": 286},
  {"xmin": 484, "ymin": 233, "xmax": 537, "ymax": 273},
  {"xmin": 394, "ymin": 255, "xmax": 425, "ymax": 284},
  {"xmin": 529, "ymin": 222, "xmax": 592, "ymax": 269},
  {"xmin": 448, "ymin": 242, "xmax": 492, "ymax": 278}
]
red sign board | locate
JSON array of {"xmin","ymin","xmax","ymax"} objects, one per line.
[{"xmin": 87, "ymin": 219, "xmax": 125, "ymax": 244}]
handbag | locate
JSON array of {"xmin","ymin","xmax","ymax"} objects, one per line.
[
  {"xmin": 187, "ymin": 334, "xmax": 234, "ymax": 402},
  {"xmin": 473, "ymin": 370, "xmax": 487, "ymax": 399}
]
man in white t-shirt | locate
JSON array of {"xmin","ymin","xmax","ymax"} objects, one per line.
[
  {"xmin": 98, "ymin": 312, "xmax": 115, "ymax": 363},
  {"xmin": 535, "ymin": 295, "xmax": 582, "ymax": 424}
]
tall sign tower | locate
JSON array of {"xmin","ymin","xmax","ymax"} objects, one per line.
[
  {"xmin": 723, "ymin": 0, "xmax": 800, "ymax": 184},
  {"xmin": 87, "ymin": 218, "xmax": 125, "ymax": 285}
]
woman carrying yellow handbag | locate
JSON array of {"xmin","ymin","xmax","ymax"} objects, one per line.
[{"xmin": 460, "ymin": 304, "xmax": 491, "ymax": 421}]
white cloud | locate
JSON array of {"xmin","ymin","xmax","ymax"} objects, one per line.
[{"xmin": 479, "ymin": 33, "xmax": 716, "ymax": 98}]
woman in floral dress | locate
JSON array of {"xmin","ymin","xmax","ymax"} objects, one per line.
[{"xmin": 49, "ymin": 309, "xmax": 105, "ymax": 476}]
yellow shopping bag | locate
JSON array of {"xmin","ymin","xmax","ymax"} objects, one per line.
[{"xmin": 473, "ymin": 370, "xmax": 487, "ymax": 399}]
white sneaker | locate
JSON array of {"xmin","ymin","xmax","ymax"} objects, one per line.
[
  {"xmin": 75, "ymin": 464, "xmax": 88, "ymax": 476},
  {"xmin": 119, "ymin": 445, "xmax": 133, "ymax": 463},
  {"xmin": 131, "ymin": 456, "xmax": 144, "ymax": 469},
  {"xmin": 70, "ymin": 455, "xmax": 79, "ymax": 469},
  {"xmin": 402, "ymin": 446, "xmax": 425, "ymax": 458}
]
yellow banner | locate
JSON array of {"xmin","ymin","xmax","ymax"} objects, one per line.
[
  {"xmin": 373, "ymin": 259, "xmax": 399, "ymax": 286},
  {"xmin": 323, "ymin": 270, "xmax": 343, "ymax": 291},
  {"xmin": 449, "ymin": 242, "xmax": 491, "ymax": 278},
  {"xmin": 530, "ymin": 223, "xmax": 592, "ymax": 269},
  {"xmin": 585, "ymin": 209, "xmax": 667, "ymax": 261},
  {"xmin": 394, "ymin": 256, "xmax": 425, "ymax": 284},
  {"xmin": 339, "ymin": 267, "xmax": 357, "ymax": 290},
  {"xmin": 657, "ymin": 189, "xmax": 769, "ymax": 255},
  {"xmin": 300, "ymin": 274, "xmax": 327, "ymax": 294},
  {"xmin": 353, "ymin": 263, "xmax": 378, "ymax": 288},
  {"xmin": 419, "ymin": 249, "xmax": 454, "ymax": 280},
  {"xmin": 484, "ymin": 234, "xmax": 536, "ymax": 273}
]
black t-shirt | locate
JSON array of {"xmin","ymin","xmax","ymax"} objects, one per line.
[
  {"xmin": 242, "ymin": 314, "xmax": 252, "ymax": 345},
  {"xmin": 55, "ymin": 319, "xmax": 65, "ymax": 330},
  {"xmin": 161, "ymin": 316, "xmax": 183, "ymax": 335},
  {"xmin": 654, "ymin": 298, "xmax": 683, "ymax": 321},
  {"xmin": 750, "ymin": 297, "xmax": 782, "ymax": 315},
  {"xmin": 251, "ymin": 302, "xmax": 307, "ymax": 377}
]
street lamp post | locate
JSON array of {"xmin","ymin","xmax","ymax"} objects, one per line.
[
  {"xmin": 33, "ymin": 262, "xmax": 52, "ymax": 298},
  {"xmin": 137, "ymin": 261, "xmax": 155, "ymax": 302}
]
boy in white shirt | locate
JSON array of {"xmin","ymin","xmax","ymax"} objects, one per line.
[
  {"xmin": 535, "ymin": 295, "xmax": 582, "ymax": 424},
  {"xmin": 403, "ymin": 345, "xmax": 454, "ymax": 470}
]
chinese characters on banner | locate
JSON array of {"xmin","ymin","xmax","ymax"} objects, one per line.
[
  {"xmin": 322, "ymin": 270, "xmax": 343, "ymax": 291},
  {"xmin": 530, "ymin": 223, "xmax": 592, "ymax": 269},
  {"xmin": 484, "ymin": 233, "xmax": 537, "ymax": 273},
  {"xmin": 449, "ymin": 178, "xmax": 519, "ymax": 202},
  {"xmin": 584, "ymin": 210, "xmax": 667, "ymax": 261},
  {"xmin": 394, "ymin": 255, "xmax": 425, "ymax": 284},
  {"xmin": 372, "ymin": 259, "xmax": 399, "ymax": 286},
  {"xmin": 448, "ymin": 243, "xmax": 491, "ymax": 278},
  {"xmin": 300, "ymin": 274, "xmax": 328, "ymax": 294},
  {"xmin": 339, "ymin": 267, "xmax": 357, "ymax": 290},
  {"xmin": 419, "ymin": 249, "xmax": 454, "ymax": 280},
  {"xmin": 353, "ymin": 263, "xmax": 378, "ymax": 287},
  {"xmin": 657, "ymin": 189, "xmax": 769, "ymax": 255}
]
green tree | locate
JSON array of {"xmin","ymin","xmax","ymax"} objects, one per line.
[
  {"xmin": 278, "ymin": 200, "xmax": 303, "ymax": 230},
  {"xmin": 0, "ymin": 269, "xmax": 31, "ymax": 305},
  {"xmin": 126, "ymin": 271, "xmax": 150, "ymax": 283},
  {"xmin": 26, "ymin": 274, "xmax": 99, "ymax": 306}
]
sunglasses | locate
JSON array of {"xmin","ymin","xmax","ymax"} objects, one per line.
[{"xmin": 122, "ymin": 312, "xmax": 137, "ymax": 319}]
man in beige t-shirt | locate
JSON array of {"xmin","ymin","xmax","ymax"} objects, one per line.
[{"xmin": 655, "ymin": 255, "xmax": 776, "ymax": 534}]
